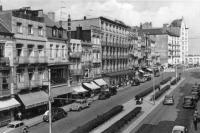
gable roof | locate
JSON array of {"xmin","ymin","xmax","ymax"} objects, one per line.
[{"xmin": 0, "ymin": 19, "xmax": 13, "ymax": 36}]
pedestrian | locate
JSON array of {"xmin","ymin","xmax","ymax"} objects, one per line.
[
  {"xmin": 17, "ymin": 111, "xmax": 22, "ymax": 120},
  {"xmin": 193, "ymin": 113, "xmax": 198, "ymax": 131}
]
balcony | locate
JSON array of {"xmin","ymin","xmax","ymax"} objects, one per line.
[
  {"xmin": 38, "ymin": 56, "xmax": 47, "ymax": 63},
  {"xmin": 17, "ymin": 81, "xmax": 29, "ymax": 91},
  {"xmin": 69, "ymin": 52, "xmax": 82, "ymax": 59},
  {"xmin": 30, "ymin": 80, "xmax": 40, "ymax": 88},
  {"xmin": 0, "ymin": 57, "xmax": 10, "ymax": 70},
  {"xmin": 70, "ymin": 69, "xmax": 83, "ymax": 75},
  {"xmin": 16, "ymin": 56, "xmax": 29, "ymax": 64},
  {"xmin": 93, "ymin": 59, "xmax": 101, "ymax": 63},
  {"xmin": 28, "ymin": 56, "xmax": 38, "ymax": 64},
  {"xmin": 0, "ymin": 89, "xmax": 11, "ymax": 98},
  {"xmin": 81, "ymin": 41, "xmax": 92, "ymax": 46}
]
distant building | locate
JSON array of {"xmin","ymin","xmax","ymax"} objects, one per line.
[{"xmin": 186, "ymin": 54, "xmax": 200, "ymax": 66}]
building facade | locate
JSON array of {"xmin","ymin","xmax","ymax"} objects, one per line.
[
  {"xmin": 0, "ymin": 7, "xmax": 49, "ymax": 119},
  {"xmin": 186, "ymin": 55, "xmax": 200, "ymax": 66}
]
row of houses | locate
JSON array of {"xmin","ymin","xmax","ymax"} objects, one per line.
[{"xmin": 0, "ymin": 6, "xmax": 188, "ymax": 126}]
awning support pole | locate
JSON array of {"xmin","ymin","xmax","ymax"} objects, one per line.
[{"xmin": 48, "ymin": 68, "xmax": 52, "ymax": 133}]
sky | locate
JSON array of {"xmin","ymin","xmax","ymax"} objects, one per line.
[{"xmin": 1, "ymin": 0, "xmax": 200, "ymax": 54}]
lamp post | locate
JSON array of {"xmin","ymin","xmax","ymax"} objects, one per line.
[
  {"xmin": 152, "ymin": 71, "xmax": 155, "ymax": 105},
  {"xmin": 48, "ymin": 68, "xmax": 52, "ymax": 133}
]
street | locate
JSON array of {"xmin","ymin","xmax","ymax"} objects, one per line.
[
  {"xmin": 29, "ymin": 73, "xmax": 173, "ymax": 133},
  {"xmin": 134, "ymin": 69, "xmax": 200, "ymax": 133}
]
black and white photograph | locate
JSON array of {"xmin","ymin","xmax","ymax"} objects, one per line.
[{"xmin": 0, "ymin": 0, "xmax": 200, "ymax": 133}]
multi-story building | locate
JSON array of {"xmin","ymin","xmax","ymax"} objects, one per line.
[
  {"xmin": 0, "ymin": 7, "xmax": 49, "ymax": 118},
  {"xmin": 139, "ymin": 24, "xmax": 179, "ymax": 66},
  {"xmin": 44, "ymin": 14, "xmax": 71, "ymax": 106},
  {"xmin": 169, "ymin": 17, "xmax": 189, "ymax": 64},
  {"xmin": 0, "ymin": 21, "xmax": 20, "ymax": 127},
  {"xmin": 186, "ymin": 54, "xmax": 200, "ymax": 66}
]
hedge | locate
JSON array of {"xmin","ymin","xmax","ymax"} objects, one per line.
[
  {"xmin": 171, "ymin": 76, "xmax": 181, "ymax": 85},
  {"xmin": 152, "ymin": 85, "xmax": 170, "ymax": 100},
  {"xmin": 160, "ymin": 77, "xmax": 172, "ymax": 85},
  {"xmin": 70, "ymin": 105, "xmax": 123, "ymax": 133},
  {"xmin": 135, "ymin": 84, "xmax": 160, "ymax": 100},
  {"xmin": 102, "ymin": 107, "xmax": 142, "ymax": 133}
]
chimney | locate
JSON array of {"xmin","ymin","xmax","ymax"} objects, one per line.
[
  {"xmin": 47, "ymin": 12, "xmax": 55, "ymax": 21},
  {"xmin": 84, "ymin": 16, "xmax": 87, "ymax": 20},
  {"xmin": 0, "ymin": 5, "xmax": 2, "ymax": 11}
]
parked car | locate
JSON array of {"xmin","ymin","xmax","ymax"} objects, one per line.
[
  {"xmin": 163, "ymin": 95, "xmax": 174, "ymax": 105},
  {"xmin": 144, "ymin": 74, "xmax": 152, "ymax": 81},
  {"xmin": 191, "ymin": 91, "xmax": 199, "ymax": 101},
  {"xmin": 99, "ymin": 90, "xmax": 111, "ymax": 100},
  {"xmin": 131, "ymin": 78, "xmax": 140, "ymax": 86},
  {"xmin": 43, "ymin": 107, "xmax": 67, "ymax": 122},
  {"xmin": 172, "ymin": 125, "xmax": 188, "ymax": 133},
  {"xmin": 109, "ymin": 86, "xmax": 117, "ymax": 95},
  {"xmin": 70, "ymin": 99, "xmax": 90, "ymax": 111},
  {"xmin": 182, "ymin": 95, "xmax": 196, "ymax": 109},
  {"xmin": 138, "ymin": 77, "xmax": 146, "ymax": 83},
  {"xmin": 2, "ymin": 121, "xmax": 29, "ymax": 133}
]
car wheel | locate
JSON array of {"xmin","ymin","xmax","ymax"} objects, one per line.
[{"xmin": 23, "ymin": 128, "xmax": 28, "ymax": 133}]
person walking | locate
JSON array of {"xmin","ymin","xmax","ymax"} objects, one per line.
[
  {"xmin": 17, "ymin": 111, "xmax": 22, "ymax": 120},
  {"xmin": 193, "ymin": 111, "xmax": 198, "ymax": 131}
]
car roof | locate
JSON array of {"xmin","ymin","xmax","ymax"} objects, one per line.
[
  {"xmin": 173, "ymin": 125, "xmax": 185, "ymax": 131},
  {"xmin": 165, "ymin": 95, "xmax": 173, "ymax": 98},
  {"xmin": 9, "ymin": 121, "xmax": 23, "ymax": 125}
]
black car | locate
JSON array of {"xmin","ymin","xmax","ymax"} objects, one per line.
[
  {"xmin": 99, "ymin": 90, "xmax": 111, "ymax": 100},
  {"xmin": 43, "ymin": 107, "xmax": 67, "ymax": 122},
  {"xmin": 182, "ymin": 95, "xmax": 196, "ymax": 109},
  {"xmin": 131, "ymin": 78, "xmax": 140, "ymax": 86},
  {"xmin": 191, "ymin": 91, "xmax": 199, "ymax": 101},
  {"xmin": 109, "ymin": 86, "xmax": 117, "ymax": 95}
]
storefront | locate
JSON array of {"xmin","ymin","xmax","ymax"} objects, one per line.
[
  {"xmin": 93, "ymin": 78, "xmax": 108, "ymax": 90},
  {"xmin": 82, "ymin": 82, "xmax": 101, "ymax": 95},
  {"xmin": 50, "ymin": 85, "xmax": 73, "ymax": 107},
  {"xmin": 71, "ymin": 85, "xmax": 89, "ymax": 99},
  {"xmin": 0, "ymin": 98, "xmax": 20, "ymax": 127},
  {"xmin": 17, "ymin": 91, "xmax": 48, "ymax": 119}
]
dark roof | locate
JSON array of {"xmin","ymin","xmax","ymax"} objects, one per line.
[
  {"xmin": 43, "ymin": 14, "xmax": 60, "ymax": 27},
  {"xmin": 170, "ymin": 19, "xmax": 182, "ymax": 27},
  {"xmin": 139, "ymin": 27, "xmax": 180, "ymax": 37},
  {"xmin": 99, "ymin": 16, "xmax": 128, "ymax": 28}
]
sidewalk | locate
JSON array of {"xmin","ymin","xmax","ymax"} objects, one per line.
[{"xmin": 90, "ymin": 77, "xmax": 185, "ymax": 133}]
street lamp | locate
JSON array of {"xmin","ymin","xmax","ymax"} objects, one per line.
[
  {"xmin": 48, "ymin": 68, "xmax": 52, "ymax": 133},
  {"xmin": 152, "ymin": 71, "xmax": 155, "ymax": 105}
]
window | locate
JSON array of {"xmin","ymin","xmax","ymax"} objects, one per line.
[
  {"xmin": 58, "ymin": 29, "xmax": 63, "ymax": 38},
  {"xmin": 38, "ymin": 45, "xmax": 44, "ymax": 56},
  {"xmin": 56, "ymin": 45, "xmax": 59, "ymax": 57},
  {"xmin": 0, "ymin": 45, "xmax": 4, "ymax": 57},
  {"xmin": 17, "ymin": 22, "xmax": 22, "ymax": 33},
  {"xmin": 28, "ymin": 24, "xmax": 33, "ymax": 34},
  {"xmin": 52, "ymin": 28, "xmax": 57, "ymax": 37},
  {"xmin": 38, "ymin": 26, "xmax": 43, "ymax": 36},
  {"xmin": 50, "ymin": 44, "xmax": 53, "ymax": 58},
  {"xmin": 62, "ymin": 45, "xmax": 65, "ymax": 57}
]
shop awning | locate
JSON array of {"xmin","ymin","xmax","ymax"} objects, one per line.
[
  {"xmin": 146, "ymin": 68, "xmax": 153, "ymax": 72},
  {"xmin": 18, "ymin": 91, "xmax": 48, "ymax": 109},
  {"xmin": 0, "ymin": 98, "xmax": 20, "ymax": 111},
  {"xmin": 72, "ymin": 86, "xmax": 88, "ymax": 94},
  {"xmin": 51, "ymin": 85, "xmax": 73, "ymax": 97},
  {"xmin": 139, "ymin": 70, "xmax": 144, "ymax": 73},
  {"xmin": 94, "ymin": 79, "xmax": 107, "ymax": 86},
  {"xmin": 83, "ymin": 82, "xmax": 100, "ymax": 90}
]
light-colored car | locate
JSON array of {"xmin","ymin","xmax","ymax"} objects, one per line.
[
  {"xmin": 163, "ymin": 95, "xmax": 174, "ymax": 105},
  {"xmin": 2, "ymin": 121, "xmax": 29, "ymax": 133},
  {"xmin": 172, "ymin": 125, "xmax": 187, "ymax": 133},
  {"xmin": 70, "ymin": 99, "xmax": 90, "ymax": 111}
]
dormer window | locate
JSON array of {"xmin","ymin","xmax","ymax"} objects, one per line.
[
  {"xmin": 52, "ymin": 28, "xmax": 57, "ymax": 37},
  {"xmin": 58, "ymin": 29, "xmax": 63, "ymax": 38}
]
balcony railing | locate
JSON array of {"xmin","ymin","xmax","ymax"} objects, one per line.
[
  {"xmin": 70, "ymin": 69, "xmax": 83, "ymax": 75},
  {"xmin": 30, "ymin": 80, "xmax": 40, "ymax": 88},
  {"xmin": 0, "ymin": 89, "xmax": 11, "ymax": 97},
  {"xmin": 17, "ymin": 81, "xmax": 29, "ymax": 90},
  {"xmin": 16, "ymin": 56, "xmax": 29, "ymax": 64},
  {"xmin": 69, "ymin": 52, "xmax": 82, "ymax": 58},
  {"xmin": 38, "ymin": 56, "xmax": 47, "ymax": 63}
]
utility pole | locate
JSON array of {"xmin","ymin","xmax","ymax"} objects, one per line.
[
  {"xmin": 48, "ymin": 68, "xmax": 52, "ymax": 133},
  {"xmin": 153, "ymin": 69, "xmax": 155, "ymax": 105}
]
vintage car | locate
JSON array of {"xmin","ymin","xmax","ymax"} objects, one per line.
[
  {"xmin": 70, "ymin": 99, "xmax": 90, "ymax": 111},
  {"xmin": 172, "ymin": 125, "xmax": 188, "ymax": 133},
  {"xmin": 182, "ymin": 95, "xmax": 196, "ymax": 109},
  {"xmin": 43, "ymin": 107, "xmax": 67, "ymax": 122},
  {"xmin": 163, "ymin": 95, "xmax": 174, "ymax": 105},
  {"xmin": 2, "ymin": 121, "xmax": 29, "ymax": 133}
]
